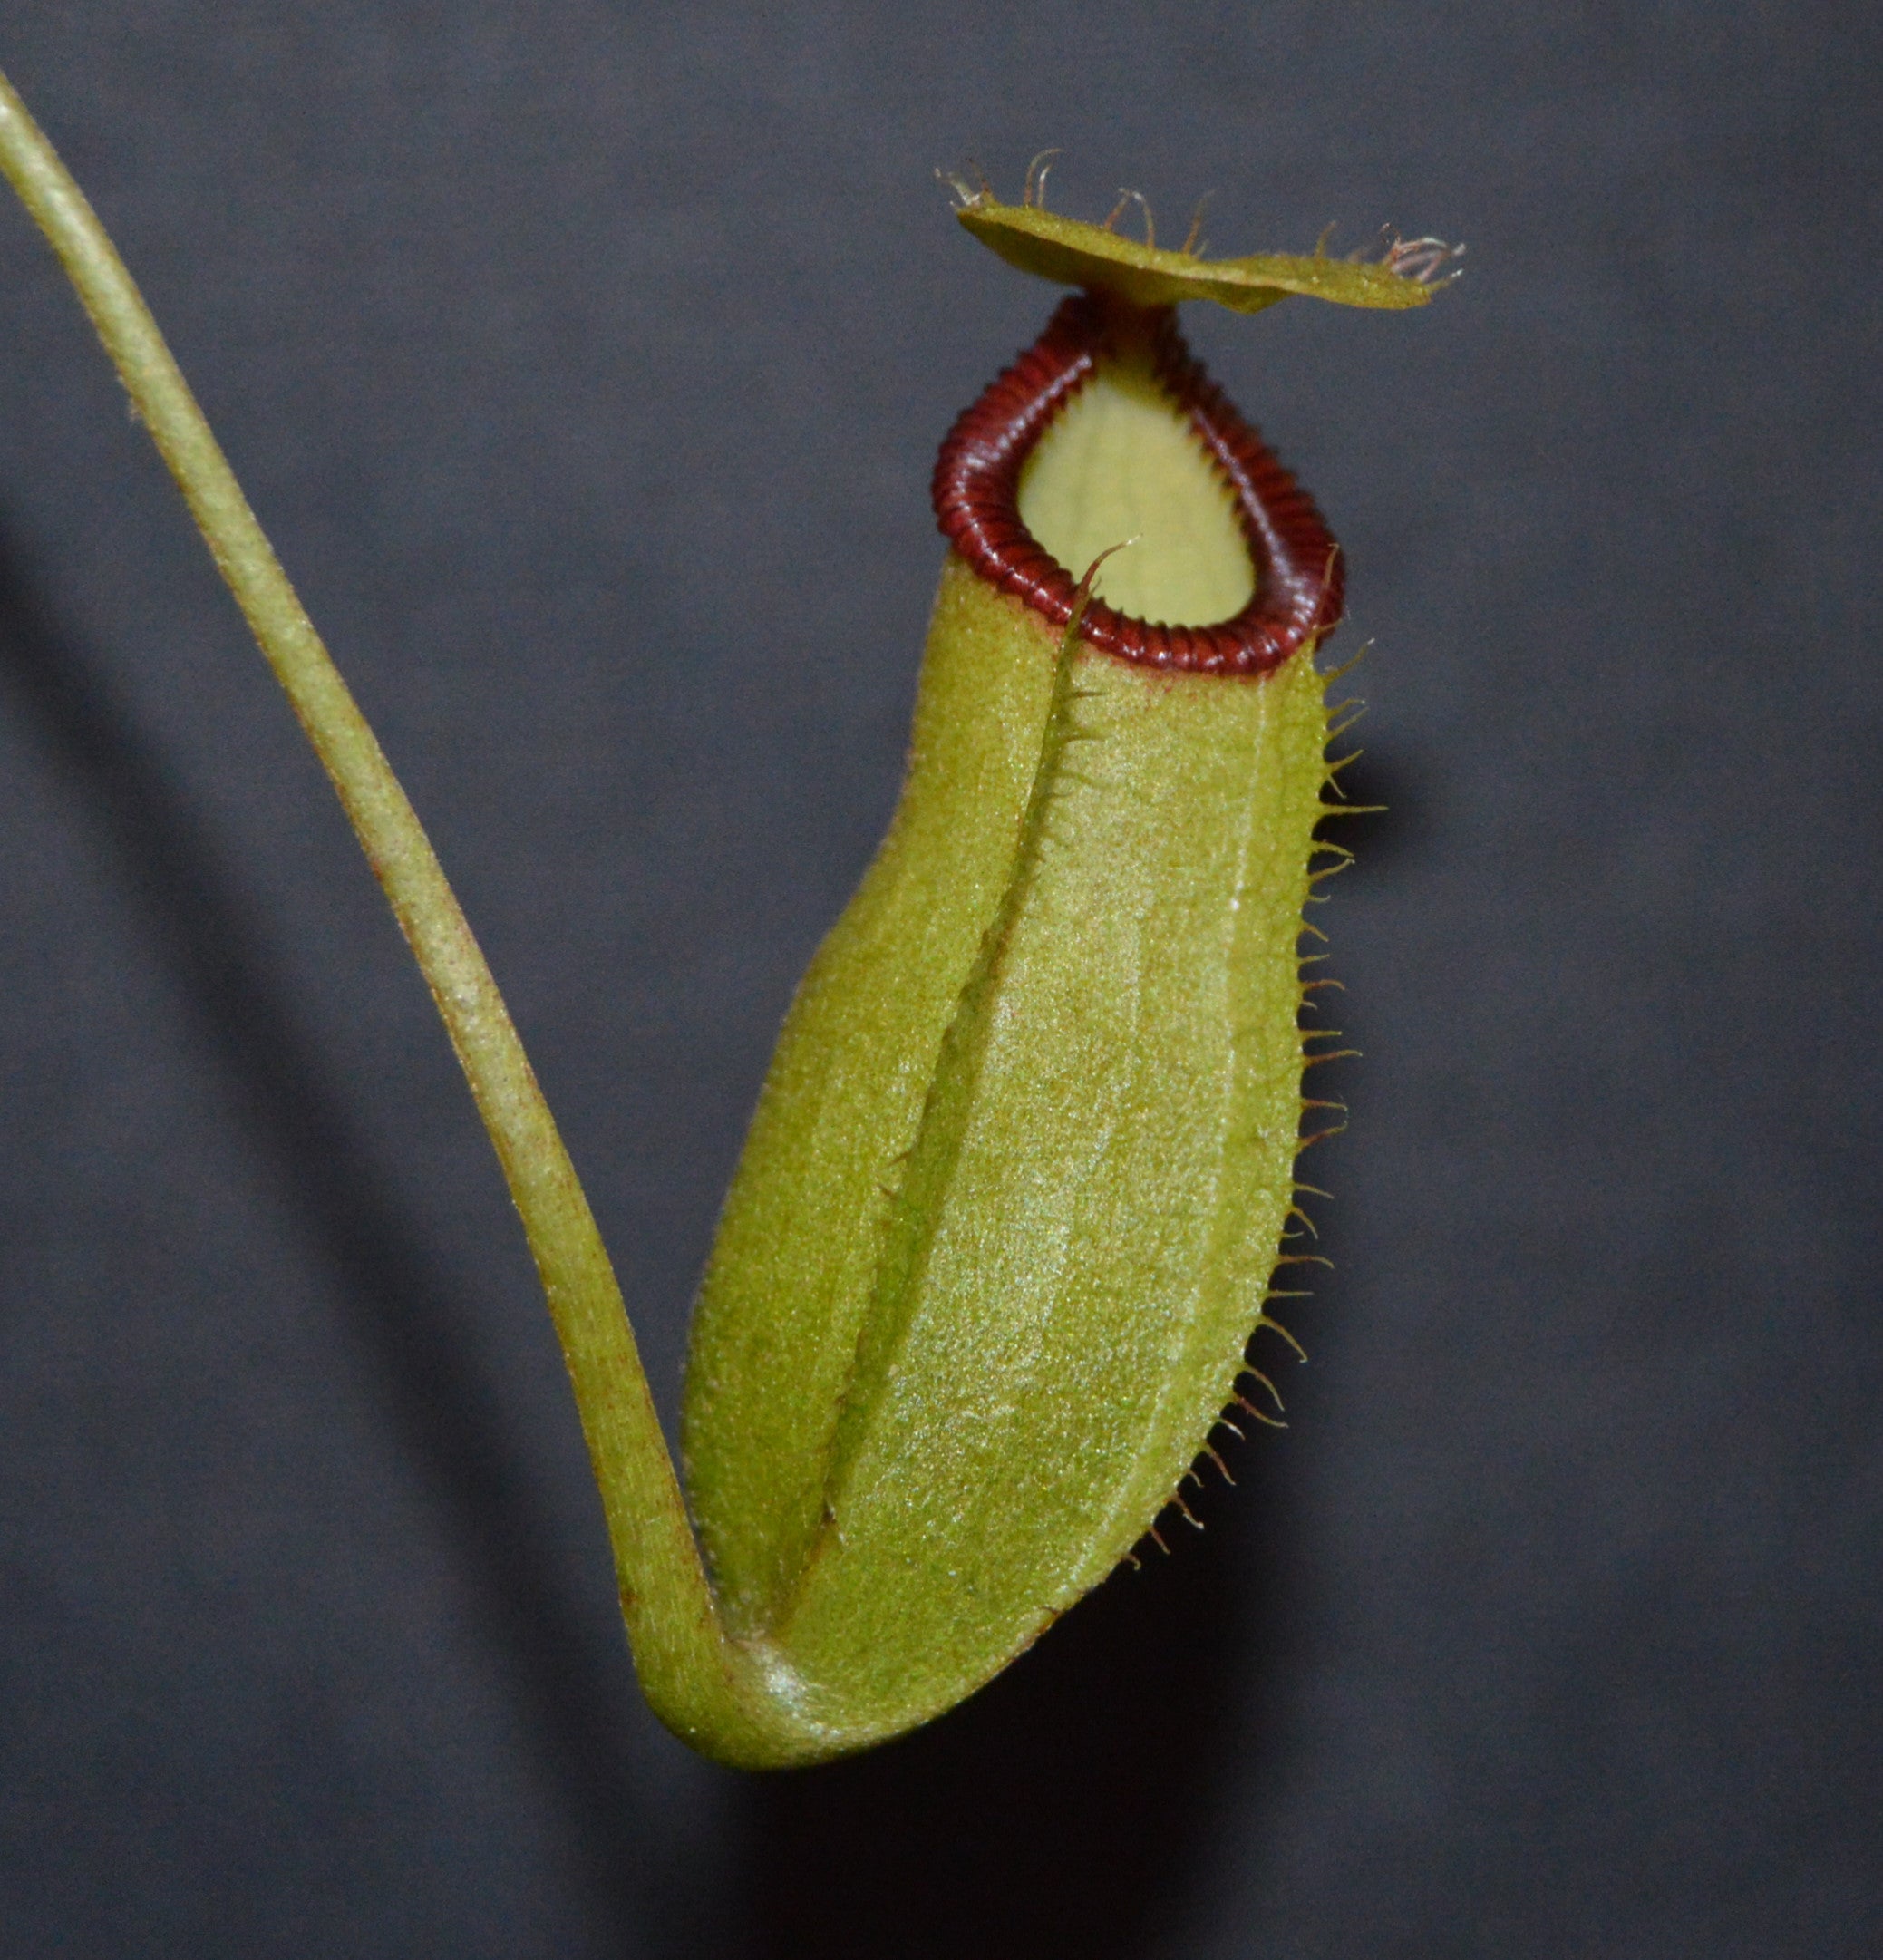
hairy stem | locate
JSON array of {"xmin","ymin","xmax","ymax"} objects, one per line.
[{"xmin": 0, "ymin": 65, "xmax": 782, "ymax": 1755}]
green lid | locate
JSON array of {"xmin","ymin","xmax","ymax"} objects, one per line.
[{"xmin": 947, "ymin": 165, "xmax": 1460, "ymax": 315}]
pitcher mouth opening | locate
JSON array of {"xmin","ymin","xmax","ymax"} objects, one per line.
[{"xmin": 931, "ymin": 291, "xmax": 1344, "ymax": 675}]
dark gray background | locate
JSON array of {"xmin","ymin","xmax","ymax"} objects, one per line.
[{"xmin": 0, "ymin": 4, "xmax": 1877, "ymax": 1955}]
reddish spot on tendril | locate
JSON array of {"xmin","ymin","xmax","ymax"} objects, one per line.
[{"xmin": 931, "ymin": 292, "xmax": 1344, "ymax": 675}]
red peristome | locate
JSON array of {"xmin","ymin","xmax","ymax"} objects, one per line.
[{"xmin": 931, "ymin": 292, "xmax": 1344, "ymax": 676}]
